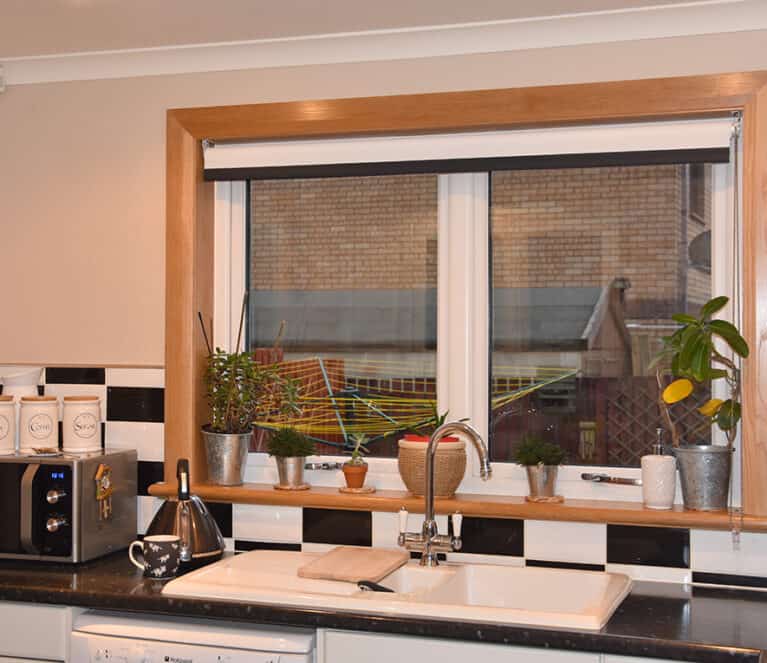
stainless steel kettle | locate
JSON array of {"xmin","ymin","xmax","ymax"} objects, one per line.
[{"xmin": 146, "ymin": 458, "xmax": 224, "ymax": 568}]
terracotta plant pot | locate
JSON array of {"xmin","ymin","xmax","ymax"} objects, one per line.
[{"xmin": 342, "ymin": 462, "xmax": 368, "ymax": 489}]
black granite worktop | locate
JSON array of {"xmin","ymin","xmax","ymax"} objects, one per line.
[{"xmin": 0, "ymin": 553, "xmax": 764, "ymax": 663}]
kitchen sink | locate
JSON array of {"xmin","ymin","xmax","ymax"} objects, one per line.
[{"xmin": 163, "ymin": 550, "xmax": 631, "ymax": 631}]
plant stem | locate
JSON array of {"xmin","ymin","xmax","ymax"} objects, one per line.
[{"xmin": 656, "ymin": 368, "xmax": 680, "ymax": 447}]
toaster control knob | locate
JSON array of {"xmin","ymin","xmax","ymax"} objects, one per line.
[
  {"xmin": 46, "ymin": 489, "xmax": 67, "ymax": 504},
  {"xmin": 46, "ymin": 516, "xmax": 68, "ymax": 533}
]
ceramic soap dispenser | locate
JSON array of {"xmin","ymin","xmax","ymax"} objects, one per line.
[{"xmin": 641, "ymin": 428, "xmax": 677, "ymax": 510}]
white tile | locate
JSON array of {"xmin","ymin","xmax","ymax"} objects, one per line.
[
  {"xmin": 446, "ymin": 552, "xmax": 525, "ymax": 566},
  {"xmin": 233, "ymin": 504, "xmax": 302, "ymax": 543},
  {"xmin": 137, "ymin": 496, "xmax": 163, "ymax": 535},
  {"xmin": 606, "ymin": 563, "xmax": 691, "ymax": 584},
  {"xmin": 42, "ymin": 384, "xmax": 107, "ymax": 420},
  {"xmin": 223, "ymin": 537, "xmax": 235, "ymax": 552},
  {"xmin": 106, "ymin": 368, "xmax": 165, "ymax": 388},
  {"xmin": 524, "ymin": 520, "xmax": 607, "ymax": 565},
  {"xmin": 105, "ymin": 421, "xmax": 164, "ymax": 462},
  {"xmin": 372, "ymin": 511, "xmax": 449, "ymax": 549},
  {"xmin": 691, "ymin": 529, "xmax": 767, "ymax": 576}
]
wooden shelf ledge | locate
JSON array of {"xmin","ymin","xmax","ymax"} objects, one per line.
[{"xmin": 148, "ymin": 482, "xmax": 767, "ymax": 532}]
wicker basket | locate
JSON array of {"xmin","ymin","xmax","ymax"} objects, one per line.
[{"xmin": 398, "ymin": 438, "xmax": 466, "ymax": 497}]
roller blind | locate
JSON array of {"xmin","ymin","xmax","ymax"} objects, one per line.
[{"xmin": 203, "ymin": 116, "xmax": 733, "ymax": 180}]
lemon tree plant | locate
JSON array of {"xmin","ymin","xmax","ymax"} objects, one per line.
[{"xmin": 652, "ymin": 296, "xmax": 749, "ymax": 448}]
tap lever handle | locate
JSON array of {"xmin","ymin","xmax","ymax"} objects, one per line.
[
  {"xmin": 452, "ymin": 512, "xmax": 463, "ymax": 538},
  {"xmin": 398, "ymin": 507, "xmax": 408, "ymax": 534}
]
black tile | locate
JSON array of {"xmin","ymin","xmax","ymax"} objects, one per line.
[
  {"xmin": 526, "ymin": 559, "xmax": 605, "ymax": 572},
  {"xmin": 45, "ymin": 367, "xmax": 105, "ymax": 384},
  {"xmin": 450, "ymin": 516, "xmax": 523, "ymax": 556},
  {"xmin": 107, "ymin": 387, "xmax": 164, "ymax": 423},
  {"xmin": 303, "ymin": 508, "xmax": 372, "ymax": 546},
  {"xmin": 137, "ymin": 460, "xmax": 164, "ymax": 496},
  {"xmin": 235, "ymin": 540, "xmax": 301, "ymax": 552},
  {"xmin": 607, "ymin": 525, "xmax": 690, "ymax": 568},
  {"xmin": 207, "ymin": 502, "xmax": 232, "ymax": 538},
  {"xmin": 410, "ymin": 551, "xmax": 447, "ymax": 562},
  {"xmin": 693, "ymin": 572, "xmax": 767, "ymax": 590}
]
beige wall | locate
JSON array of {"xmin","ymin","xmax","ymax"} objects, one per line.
[{"xmin": 1, "ymin": 29, "xmax": 766, "ymax": 366}]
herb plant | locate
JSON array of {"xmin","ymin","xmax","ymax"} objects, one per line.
[
  {"xmin": 652, "ymin": 296, "xmax": 749, "ymax": 448},
  {"xmin": 204, "ymin": 348, "xmax": 299, "ymax": 435},
  {"xmin": 267, "ymin": 427, "xmax": 316, "ymax": 458},
  {"xmin": 513, "ymin": 434, "xmax": 566, "ymax": 466},
  {"xmin": 345, "ymin": 433, "xmax": 370, "ymax": 466}
]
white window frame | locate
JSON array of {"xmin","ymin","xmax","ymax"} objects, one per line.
[{"xmin": 214, "ymin": 149, "xmax": 739, "ymax": 502}]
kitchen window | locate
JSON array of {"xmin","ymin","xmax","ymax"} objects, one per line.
[{"xmin": 208, "ymin": 116, "xmax": 740, "ymax": 497}]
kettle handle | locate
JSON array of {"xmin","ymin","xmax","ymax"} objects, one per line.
[{"xmin": 177, "ymin": 458, "xmax": 190, "ymax": 500}]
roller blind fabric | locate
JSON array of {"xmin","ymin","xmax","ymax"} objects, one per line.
[{"xmin": 203, "ymin": 117, "xmax": 733, "ymax": 180}]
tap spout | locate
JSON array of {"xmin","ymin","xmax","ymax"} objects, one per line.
[{"xmin": 424, "ymin": 421, "xmax": 492, "ymax": 529}]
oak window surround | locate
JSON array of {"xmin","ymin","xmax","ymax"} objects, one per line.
[{"xmin": 162, "ymin": 71, "xmax": 767, "ymax": 519}]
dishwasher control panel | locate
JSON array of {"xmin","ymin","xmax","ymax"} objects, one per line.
[{"xmin": 72, "ymin": 633, "xmax": 311, "ymax": 663}]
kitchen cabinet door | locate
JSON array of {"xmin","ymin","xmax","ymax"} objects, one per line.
[
  {"xmin": 319, "ymin": 630, "xmax": 600, "ymax": 663},
  {"xmin": 0, "ymin": 602, "xmax": 69, "ymax": 661}
]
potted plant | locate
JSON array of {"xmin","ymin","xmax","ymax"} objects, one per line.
[
  {"xmin": 397, "ymin": 407, "xmax": 468, "ymax": 498},
  {"xmin": 653, "ymin": 295, "xmax": 749, "ymax": 511},
  {"xmin": 267, "ymin": 426, "xmax": 316, "ymax": 490},
  {"xmin": 202, "ymin": 348, "xmax": 299, "ymax": 486},
  {"xmin": 513, "ymin": 433, "xmax": 566, "ymax": 500},
  {"xmin": 342, "ymin": 433, "xmax": 370, "ymax": 489}
]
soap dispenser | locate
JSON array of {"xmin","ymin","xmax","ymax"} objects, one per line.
[{"xmin": 641, "ymin": 428, "xmax": 676, "ymax": 510}]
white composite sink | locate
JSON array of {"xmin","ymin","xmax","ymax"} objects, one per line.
[{"xmin": 163, "ymin": 550, "xmax": 631, "ymax": 631}]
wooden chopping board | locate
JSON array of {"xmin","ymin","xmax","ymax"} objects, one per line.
[{"xmin": 297, "ymin": 546, "xmax": 409, "ymax": 583}]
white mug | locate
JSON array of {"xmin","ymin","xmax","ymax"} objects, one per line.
[
  {"xmin": 63, "ymin": 396, "xmax": 102, "ymax": 453},
  {"xmin": 19, "ymin": 396, "xmax": 59, "ymax": 453},
  {"xmin": 0, "ymin": 396, "xmax": 15, "ymax": 455}
]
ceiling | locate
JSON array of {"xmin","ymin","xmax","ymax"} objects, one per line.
[{"xmin": 0, "ymin": 0, "xmax": 694, "ymax": 58}]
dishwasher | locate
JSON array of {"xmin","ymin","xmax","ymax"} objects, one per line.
[{"xmin": 70, "ymin": 610, "xmax": 315, "ymax": 662}]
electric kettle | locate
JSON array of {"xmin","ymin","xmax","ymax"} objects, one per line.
[{"xmin": 145, "ymin": 458, "xmax": 224, "ymax": 568}]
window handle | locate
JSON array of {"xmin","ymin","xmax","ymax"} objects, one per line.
[
  {"xmin": 304, "ymin": 461, "xmax": 344, "ymax": 471},
  {"xmin": 581, "ymin": 472, "xmax": 642, "ymax": 486}
]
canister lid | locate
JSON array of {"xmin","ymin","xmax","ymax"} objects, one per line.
[
  {"xmin": 63, "ymin": 395, "xmax": 100, "ymax": 402},
  {"xmin": 20, "ymin": 395, "xmax": 57, "ymax": 402},
  {"xmin": 0, "ymin": 395, "xmax": 13, "ymax": 402}
]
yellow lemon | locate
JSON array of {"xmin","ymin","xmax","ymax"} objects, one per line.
[
  {"xmin": 698, "ymin": 398, "xmax": 724, "ymax": 417},
  {"xmin": 662, "ymin": 378, "xmax": 694, "ymax": 404}
]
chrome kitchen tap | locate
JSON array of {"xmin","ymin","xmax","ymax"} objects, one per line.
[{"xmin": 398, "ymin": 421, "xmax": 492, "ymax": 567}]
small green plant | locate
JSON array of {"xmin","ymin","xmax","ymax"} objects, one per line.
[
  {"xmin": 204, "ymin": 348, "xmax": 299, "ymax": 434},
  {"xmin": 408, "ymin": 405, "xmax": 467, "ymax": 437},
  {"xmin": 345, "ymin": 433, "xmax": 370, "ymax": 466},
  {"xmin": 513, "ymin": 434, "xmax": 566, "ymax": 466},
  {"xmin": 267, "ymin": 427, "xmax": 316, "ymax": 457},
  {"xmin": 651, "ymin": 295, "xmax": 749, "ymax": 448}
]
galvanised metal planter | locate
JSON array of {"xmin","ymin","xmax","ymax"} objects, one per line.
[
  {"xmin": 674, "ymin": 445, "xmax": 732, "ymax": 511},
  {"xmin": 525, "ymin": 464, "xmax": 559, "ymax": 498},
  {"xmin": 201, "ymin": 427, "xmax": 251, "ymax": 486}
]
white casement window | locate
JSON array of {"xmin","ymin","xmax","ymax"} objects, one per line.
[{"xmin": 211, "ymin": 117, "xmax": 741, "ymax": 501}]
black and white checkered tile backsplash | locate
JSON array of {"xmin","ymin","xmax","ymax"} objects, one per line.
[{"xmin": 24, "ymin": 366, "xmax": 767, "ymax": 592}]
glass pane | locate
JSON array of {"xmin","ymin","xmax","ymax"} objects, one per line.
[
  {"xmin": 490, "ymin": 164, "xmax": 715, "ymax": 466},
  {"xmin": 248, "ymin": 175, "xmax": 438, "ymax": 457}
]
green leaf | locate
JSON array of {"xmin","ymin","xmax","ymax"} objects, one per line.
[
  {"xmin": 672, "ymin": 313, "xmax": 698, "ymax": 325},
  {"xmin": 709, "ymin": 368, "xmax": 729, "ymax": 380},
  {"xmin": 690, "ymin": 339, "xmax": 710, "ymax": 383},
  {"xmin": 679, "ymin": 334, "xmax": 702, "ymax": 372},
  {"xmin": 701, "ymin": 296, "xmax": 729, "ymax": 319},
  {"xmin": 709, "ymin": 320, "xmax": 750, "ymax": 358},
  {"xmin": 715, "ymin": 399, "xmax": 742, "ymax": 432}
]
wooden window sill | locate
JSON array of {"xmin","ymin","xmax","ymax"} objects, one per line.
[{"xmin": 148, "ymin": 482, "xmax": 767, "ymax": 532}]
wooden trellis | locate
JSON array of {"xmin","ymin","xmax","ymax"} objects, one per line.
[{"xmin": 604, "ymin": 377, "xmax": 710, "ymax": 466}]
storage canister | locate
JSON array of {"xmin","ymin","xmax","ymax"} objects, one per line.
[
  {"xmin": 0, "ymin": 395, "xmax": 15, "ymax": 455},
  {"xmin": 19, "ymin": 395, "xmax": 59, "ymax": 453},
  {"xmin": 63, "ymin": 395, "xmax": 102, "ymax": 453}
]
